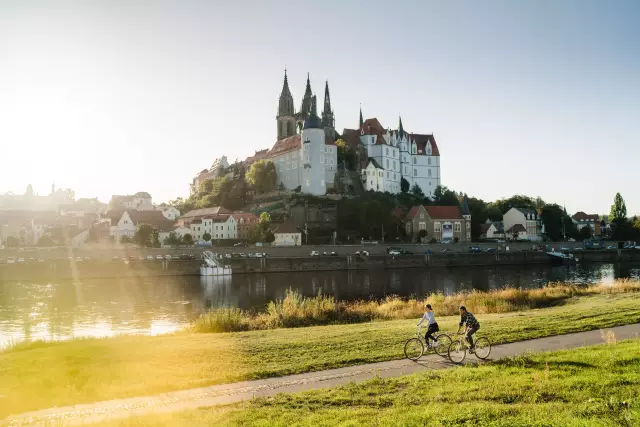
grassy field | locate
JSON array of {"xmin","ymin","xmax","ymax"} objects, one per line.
[
  {"xmin": 2, "ymin": 292, "xmax": 640, "ymax": 418},
  {"xmin": 99, "ymin": 340, "xmax": 640, "ymax": 427},
  {"xmin": 192, "ymin": 280, "xmax": 640, "ymax": 332}
]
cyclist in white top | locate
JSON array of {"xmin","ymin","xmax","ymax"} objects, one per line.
[{"xmin": 416, "ymin": 304, "xmax": 439, "ymax": 348}]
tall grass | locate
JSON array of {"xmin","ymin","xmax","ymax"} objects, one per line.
[{"xmin": 191, "ymin": 279, "xmax": 640, "ymax": 333}]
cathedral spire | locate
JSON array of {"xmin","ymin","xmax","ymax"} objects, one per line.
[
  {"xmin": 278, "ymin": 69, "xmax": 294, "ymax": 117},
  {"xmin": 321, "ymin": 80, "xmax": 335, "ymax": 129},
  {"xmin": 300, "ymin": 73, "xmax": 313, "ymax": 117},
  {"xmin": 398, "ymin": 115, "xmax": 405, "ymax": 137},
  {"xmin": 359, "ymin": 105, "xmax": 364, "ymax": 128}
]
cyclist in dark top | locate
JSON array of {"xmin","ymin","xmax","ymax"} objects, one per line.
[{"xmin": 457, "ymin": 306, "xmax": 480, "ymax": 352}]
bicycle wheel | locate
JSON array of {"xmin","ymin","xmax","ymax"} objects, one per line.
[
  {"xmin": 433, "ymin": 333, "xmax": 452, "ymax": 357},
  {"xmin": 404, "ymin": 338, "xmax": 424, "ymax": 361},
  {"xmin": 448, "ymin": 340, "xmax": 466, "ymax": 363},
  {"xmin": 474, "ymin": 337, "xmax": 491, "ymax": 360}
]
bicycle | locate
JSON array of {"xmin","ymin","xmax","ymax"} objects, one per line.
[
  {"xmin": 447, "ymin": 332, "xmax": 491, "ymax": 363},
  {"xmin": 404, "ymin": 326, "xmax": 452, "ymax": 361}
]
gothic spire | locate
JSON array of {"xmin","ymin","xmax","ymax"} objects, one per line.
[
  {"xmin": 359, "ymin": 106, "xmax": 364, "ymax": 128},
  {"xmin": 278, "ymin": 69, "xmax": 294, "ymax": 117},
  {"xmin": 398, "ymin": 115, "xmax": 405, "ymax": 136},
  {"xmin": 321, "ymin": 80, "xmax": 335, "ymax": 129},
  {"xmin": 300, "ymin": 73, "xmax": 313, "ymax": 117}
]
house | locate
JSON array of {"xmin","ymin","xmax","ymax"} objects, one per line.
[
  {"xmin": 108, "ymin": 192, "xmax": 154, "ymax": 211},
  {"xmin": 157, "ymin": 204, "xmax": 181, "ymax": 221},
  {"xmin": 505, "ymin": 224, "xmax": 527, "ymax": 241},
  {"xmin": 177, "ymin": 206, "xmax": 232, "ymax": 227},
  {"xmin": 233, "ymin": 212, "xmax": 259, "ymax": 241},
  {"xmin": 572, "ymin": 212, "xmax": 600, "ymax": 236},
  {"xmin": 361, "ymin": 158, "xmax": 385, "ymax": 192},
  {"xmin": 108, "ymin": 210, "xmax": 174, "ymax": 239},
  {"xmin": 272, "ymin": 220, "xmax": 302, "ymax": 246},
  {"xmin": 503, "ymin": 207, "xmax": 542, "ymax": 242},
  {"xmin": 480, "ymin": 221, "xmax": 505, "ymax": 240},
  {"xmin": 404, "ymin": 205, "xmax": 471, "ymax": 243},
  {"xmin": 189, "ymin": 214, "xmax": 237, "ymax": 242},
  {"xmin": 158, "ymin": 225, "xmax": 192, "ymax": 247}
]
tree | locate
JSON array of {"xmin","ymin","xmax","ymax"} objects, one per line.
[
  {"xmin": 5, "ymin": 236, "xmax": 20, "ymax": 248},
  {"xmin": 37, "ymin": 235, "xmax": 54, "ymax": 247},
  {"xmin": 202, "ymin": 232, "xmax": 212, "ymax": 243},
  {"xmin": 120, "ymin": 235, "xmax": 133, "ymax": 244},
  {"xmin": 152, "ymin": 231, "xmax": 161, "ymax": 248},
  {"xmin": 610, "ymin": 193, "xmax": 627, "ymax": 225},
  {"xmin": 417, "ymin": 229, "xmax": 428, "ymax": 242},
  {"xmin": 335, "ymin": 139, "xmax": 357, "ymax": 170},
  {"xmin": 135, "ymin": 224, "xmax": 154, "ymax": 248},
  {"xmin": 411, "ymin": 183, "xmax": 424, "ymax": 198},
  {"xmin": 578, "ymin": 226, "xmax": 593, "ymax": 241},
  {"xmin": 200, "ymin": 179, "xmax": 215, "ymax": 195},
  {"xmin": 278, "ymin": 182, "xmax": 286, "ymax": 191},
  {"xmin": 182, "ymin": 233, "xmax": 194, "ymax": 245},
  {"xmin": 246, "ymin": 160, "xmax": 277, "ymax": 194},
  {"xmin": 264, "ymin": 230, "xmax": 275, "ymax": 244},
  {"xmin": 540, "ymin": 204, "xmax": 577, "ymax": 241},
  {"xmin": 163, "ymin": 232, "xmax": 182, "ymax": 246},
  {"xmin": 400, "ymin": 178, "xmax": 410, "ymax": 193},
  {"xmin": 433, "ymin": 186, "xmax": 460, "ymax": 206}
]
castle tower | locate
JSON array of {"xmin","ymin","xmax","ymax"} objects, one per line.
[
  {"xmin": 300, "ymin": 95, "xmax": 326, "ymax": 195},
  {"xmin": 276, "ymin": 69, "xmax": 296, "ymax": 140}
]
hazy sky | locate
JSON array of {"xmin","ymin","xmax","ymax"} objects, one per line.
[{"xmin": 1, "ymin": 0, "xmax": 638, "ymax": 215}]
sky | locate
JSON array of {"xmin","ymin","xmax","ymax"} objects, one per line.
[{"xmin": 0, "ymin": 0, "xmax": 638, "ymax": 215}]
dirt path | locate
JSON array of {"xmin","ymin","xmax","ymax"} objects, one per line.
[{"xmin": 5, "ymin": 323, "xmax": 640, "ymax": 426}]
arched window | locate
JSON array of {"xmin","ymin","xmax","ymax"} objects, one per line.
[{"xmin": 428, "ymin": 169, "xmax": 432, "ymax": 177}]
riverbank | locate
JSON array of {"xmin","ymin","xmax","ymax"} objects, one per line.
[
  {"xmin": 2, "ymin": 291, "xmax": 640, "ymax": 418},
  {"xmin": 91, "ymin": 340, "xmax": 640, "ymax": 427},
  {"xmin": 191, "ymin": 279, "xmax": 640, "ymax": 332},
  {"xmin": 2, "ymin": 249, "xmax": 640, "ymax": 280}
]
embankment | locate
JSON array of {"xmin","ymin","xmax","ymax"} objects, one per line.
[{"xmin": 1, "ymin": 250, "xmax": 639, "ymax": 281}]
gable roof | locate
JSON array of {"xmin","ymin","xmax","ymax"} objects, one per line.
[
  {"xmin": 572, "ymin": 211, "xmax": 599, "ymax": 221},
  {"xmin": 424, "ymin": 205, "xmax": 463, "ymax": 220},
  {"xmin": 366, "ymin": 157, "xmax": 383, "ymax": 169},
  {"xmin": 180, "ymin": 207, "xmax": 231, "ymax": 219},
  {"xmin": 127, "ymin": 210, "xmax": 174, "ymax": 231},
  {"xmin": 506, "ymin": 224, "xmax": 527, "ymax": 234},
  {"xmin": 343, "ymin": 118, "xmax": 440, "ymax": 156},
  {"xmin": 104, "ymin": 209, "xmax": 126, "ymax": 226},
  {"xmin": 267, "ymin": 134, "xmax": 301, "ymax": 158},
  {"xmin": 273, "ymin": 220, "xmax": 299, "ymax": 234},
  {"xmin": 513, "ymin": 207, "xmax": 538, "ymax": 217}
]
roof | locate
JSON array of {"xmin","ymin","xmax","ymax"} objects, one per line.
[
  {"xmin": 104, "ymin": 209, "xmax": 126, "ymax": 226},
  {"xmin": 344, "ymin": 118, "xmax": 440, "ymax": 156},
  {"xmin": 245, "ymin": 149, "xmax": 269, "ymax": 165},
  {"xmin": 360, "ymin": 118, "xmax": 386, "ymax": 138},
  {"xmin": 127, "ymin": 210, "xmax": 174, "ymax": 231},
  {"xmin": 480, "ymin": 223, "xmax": 492, "ymax": 234},
  {"xmin": 424, "ymin": 205, "xmax": 463, "ymax": 220},
  {"xmin": 134, "ymin": 192, "xmax": 151, "ymax": 198},
  {"xmin": 513, "ymin": 207, "xmax": 538, "ymax": 217},
  {"xmin": 572, "ymin": 211, "xmax": 599, "ymax": 221},
  {"xmin": 366, "ymin": 157, "xmax": 383, "ymax": 169},
  {"xmin": 180, "ymin": 207, "xmax": 232, "ymax": 219},
  {"xmin": 273, "ymin": 220, "xmax": 300, "ymax": 234},
  {"xmin": 506, "ymin": 224, "xmax": 527, "ymax": 234},
  {"xmin": 267, "ymin": 133, "xmax": 336, "ymax": 159},
  {"xmin": 201, "ymin": 214, "xmax": 233, "ymax": 223},
  {"xmin": 232, "ymin": 212, "xmax": 258, "ymax": 222},
  {"xmin": 391, "ymin": 208, "xmax": 406, "ymax": 220}
]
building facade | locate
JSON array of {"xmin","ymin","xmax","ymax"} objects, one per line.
[
  {"xmin": 404, "ymin": 205, "xmax": 471, "ymax": 243},
  {"xmin": 503, "ymin": 208, "xmax": 542, "ymax": 241}
]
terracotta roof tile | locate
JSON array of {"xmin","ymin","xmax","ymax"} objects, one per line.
[
  {"xmin": 506, "ymin": 224, "xmax": 527, "ymax": 233},
  {"xmin": 424, "ymin": 205, "xmax": 463, "ymax": 220},
  {"xmin": 572, "ymin": 211, "xmax": 599, "ymax": 221}
]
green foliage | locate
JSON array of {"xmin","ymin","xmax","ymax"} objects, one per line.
[
  {"xmin": 246, "ymin": 160, "xmax": 277, "ymax": 194},
  {"xmin": 335, "ymin": 139, "xmax": 358, "ymax": 170},
  {"xmin": 135, "ymin": 224, "xmax": 154, "ymax": 248},
  {"xmin": 120, "ymin": 235, "xmax": 133, "ymax": 244},
  {"xmin": 489, "ymin": 195, "xmax": 543, "ymax": 215},
  {"xmin": 5, "ymin": 236, "xmax": 20, "ymax": 247},
  {"xmin": 610, "ymin": 192, "xmax": 627, "ymax": 224},
  {"xmin": 578, "ymin": 226, "xmax": 593, "ymax": 241},
  {"xmin": 540, "ymin": 204, "xmax": 577, "ymax": 241},
  {"xmin": 182, "ymin": 233, "xmax": 194, "ymax": 245},
  {"xmin": 36, "ymin": 235, "xmax": 54, "ymax": 247},
  {"xmin": 163, "ymin": 232, "xmax": 182, "ymax": 246},
  {"xmin": 152, "ymin": 231, "xmax": 161, "ymax": 248},
  {"xmin": 202, "ymin": 232, "xmax": 211, "ymax": 242},
  {"xmin": 410, "ymin": 183, "xmax": 424, "ymax": 198},
  {"xmin": 248, "ymin": 212, "xmax": 274, "ymax": 243},
  {"xmin": 432, "ymin": 185, "xmax": 459, "ymax": 205},
  {"xmin": 400, "ymin": 177, "xmax": 410, "ymax": 193}
]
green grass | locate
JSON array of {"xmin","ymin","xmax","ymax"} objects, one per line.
[
  {"xmin": 191, "ymin": 280, "xmax": 640, "ymax": 332},
  {"xmin": 99, "ymin": 340, "xmax": 640, "ymax": 427},
  {"xmin": 2, "ymin": 293, "xmax": 640, "ymax": 418}
]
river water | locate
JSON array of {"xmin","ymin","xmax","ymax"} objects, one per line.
[{"xmin": 1, "ymin": 262, "xmax": 639, "ymax": 348}]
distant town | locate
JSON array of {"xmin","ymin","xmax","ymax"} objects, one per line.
[{"xmin": 1, "ymin": 72, "xmax": 639, "ymax": 250}]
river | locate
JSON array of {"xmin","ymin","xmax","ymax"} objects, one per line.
[{"xmin": 1, "ymin": 262, "xmax": 639, "ymax": 348}]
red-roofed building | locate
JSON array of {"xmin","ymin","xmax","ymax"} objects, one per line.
[
  {"xmin": 404, "ymin": 205, "xmax": 470, "ymax": 242},
  {"xmin": 344, "ymin": 112, "xmax": 441, "ymax": 196},
  {"xmin": 572, "ymin": 212, "xmax": 601, "ymax": 236}
]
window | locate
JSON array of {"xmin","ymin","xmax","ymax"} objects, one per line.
[
  {"xmin": 386, "ymin": 171, "xmax": 389, "ymax": 178},
  {"xmin": 454, "ymin": 222, "xmax": 461, "ymax": 232},
  {"xmin": 386, "ymin": 148, "xmax": 389, "ymax": 155},
  {"xmin": 466, "ymin": 222, "xmax": 470, "ymax": 229},
  {"xmin": 434, "ymin": 222, "xmax": 442, "ymax": 232},
  {"xmin": 428, "ymin": 169, "xmax": 432, "ymax": 177},
  {"xmin": 393, "ymin": 160, "xmax": 396, "ymax": 169},
  {"xmin": 428, "ymin": 157, "xmax": 431, "ymax": 165},
  {"xmin": 414, "ymin": 168, "xmax": 417, "ymax": 176},
  {"xmin": 419, "ymin": 222, "xmax": 426, "ymax": 231},
  {"xmin": 386, "ymin": 159, "xmax": 389, "ymax": 169},
  {"xmin": 413, "ymin": 157, "xmax": 417, "ymax": 164}
]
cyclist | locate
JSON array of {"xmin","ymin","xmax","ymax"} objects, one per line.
[
  {"xmin": 457, "ymin": 306, "xmax": 480, "ymax": 352},
  {"xmin": 416, "ymin": 304, "xmax": 439, "ymax": 348}
]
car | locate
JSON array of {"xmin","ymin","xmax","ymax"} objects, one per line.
[
  {"xmin": 469, "ymin": 246, "xmax": 481, "ymax": 253},
  {"xmin": 239, "ymin": 253, "xmax": 247, "ymax": 258},
  {"xmin": 568, "ymin": 238, "xmax": 576, "ymax": 242},
  {"xmin": 171, "ymin": 255, "xmax": 180, "ymax": 260},
  {"xmin": 112, "ymin": 256, "xmax": 120, "ymax": 261},
  {"xmin": 362, "ymin": 250, "xmax": 369, "ymax": 256},
  {"xmin": 129, "ymin": 256, "xmax": 137, "ymax": 261},
  {"xmin": 37, "ymin": 257, "xmax": 44, "ymax": 262},
  {"xmin": 165, "ymin": 254, "xmax": 172, "ymax": 260},
  {"xmin": 354, "ymin": 250, "xmax": 360, "ymax": 255},
  {"xmin": 560, "ymin": 247, "xmax": 570, "ymax": 252},
  {"xmin": 225, "ymin": 253, "xmax": 232, "ymax": 259},
  {"xmin": 330, "ymin": 251, "xmax": 338, "ymax": 256},
  {"xmin": 85, "ymin": 257, "xmax": 91, "ymax": 261},
  {"xmin": 234, "ymin": 242, "xmax": 247, "ymax": 247},
  {"xmin": 310, "ymin": 251, "xmax": 320, "ymax": 257},
  {"xmin": 389, "ymin": 250, "xmax": 401, "ymax": 256},
  {"xmin": 17, "ymin": 257, "xmax": 25, "ymax": 263},
  {"xmin": 146, "ymin": 255, "xmax": 154, "ymax": 261},
  {"xmin": 322, "ymin": 251, "xmax": 329, "ymax": 256},
  {"xmin": 156, "ymin": 255, "xmax": 164, "ymax": 260},
  {"xmin": 574, "ymin": 247, "xmax": 584, "ymax": 251},
  {"xmin": 7, "ymin": 257, "xmax": 15, "ymax": 264},
  {"xmin": 255, "ymin": 252, "xmax": 264, "ymax": 258},
  {"xmin": 485, "ymin": 248, "xmax": 497, "ymax": 253},
  {"xmin": 76, "ymin": 257, "xmax": 83, "ymax": 262},
  {"xmin": 180, "ymin": 254, "xmax": 190, "ymax": 260},
  {"xmin": 28, "ymin": 257, "xmax": 36, "ymax": 263},
  {"xmin": 607, "ymin": 245, "xmax": 617, "ymax": 250},
  {"xmin": 496, "ymin": 239, "xmax": 506, "ymax": 243}
]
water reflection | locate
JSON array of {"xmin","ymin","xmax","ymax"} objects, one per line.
[{"xmin": 1, "ymin": 262, "xmax": 639, "ymax": 348}]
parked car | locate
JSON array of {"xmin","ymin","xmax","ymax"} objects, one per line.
[
  {"xmin": 84, "ymin": 257, "xmax": 91, "ymax": 261},
  {"xmin": 112, "ymin": 255, "xmax": 120, "ymax": 261},
  {"xmin": 330, "ymin": 251, "xmax": 338, "ymax": 256},
  {"xmin": 310, "ymin": 251, "xmax": 319, "ymax": 257},
  {"xmin": 6, "ymin": 257, "xmax": 15, "ymax": 264},
  {"xmin": 155, "ymin": 255, "xmax": 164, "ymax": 260},
  {"xmin": 354, "ymin": 250, "xmax": 360, "ymax": 255},
  {"xmin": 255, "ymin": 252, "xmax": 264, "ymax": 258},
  {"xmin": 389, "ymin": 250, "xmax": 401, "ymax": 256},
  {"xmin": 607, "ymin": 245, "xmax": 617, "ymax": 250},
  {"xmin": 180, "ymin": 254, "xmax": 190, "ymax": 260},
  {"xmin": 172, "ymin": 255, "xmax": 181, "ymax": 260},
  {"xmin": 146, "ymin": 255, "xmax": 154, "ymax": 261},
  {"xmin": 362, "ymin": 250, "xmax": 370, "ymax": 256},
  {"xmin": 165, "ymin": 254, "xmax": 172, "ymax": 260},
  {"xmin": 485, "ymin": 248, "xmax": 497, "ymax": 253},
  {"xmin": 17, "ymin": 257, "xmax": 25, "ymax": 263},
  {"xmin": 560, "ymin": 247, "xmax": 570, "ymax": 253},
  {"xmin": 239, "ymin": 253, "xmax": 247, "ymax": 258},
  {"xmin": 225, "ymin": 253, "xmax": 232, "ymax": 259},
  {"xmin": 469, "ymin": 246, "xmax": 481, "ymax": 253},
  {"xmin": 129, "ymin": 256, "xmax": 137, "ymax": 261},
  {"xmin": 76, "ymin": 257, "xmax": 83, "ymax": 262}
]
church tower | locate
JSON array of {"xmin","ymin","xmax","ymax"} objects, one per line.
[
  {"xmin": 296, "ymin": 73, "xmax": 313, "ymax": 132},
  {"xmin": 300, "ymin": 95, "xmax": 327, "ymax": 195},
  {"xmin": 321, "ymin": 80, "xmax": 335, "ymax": 130},
  {"xmin": 276, "ymin": 70, "xmax": 296, "ymax": 141}
]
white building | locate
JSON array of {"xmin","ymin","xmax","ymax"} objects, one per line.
[
  {"xmin": 362, "ymin": 158, "xmax": 385, "ymax": 192},
  {"xmin": 503, "ymin": 208, "xmax": 542, "ymax": 241},
  {"xmin": 107, "ymin": 210, "xmax": 174, "ymax": 240},
  {"xmin": 356, "ymin": 116, "xmax": 441, "ymax": 197},
  {"xmin": 189, "ymin": 214, "xmax": 237, "ymax": 241},
  {"xmin": 272, "ymin": 221, "xmax": 302, "ymax": 246},
  {"xmin": 109, "ymin": 192, "xmax": 154, "ymax": 211},
  {"xmin": 158, "ymin": 225, "xmax": 192, "ymax": 247},
  {"xmin": 158, "ymin": 205, "xmax": 181, "ymax": 221}
]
